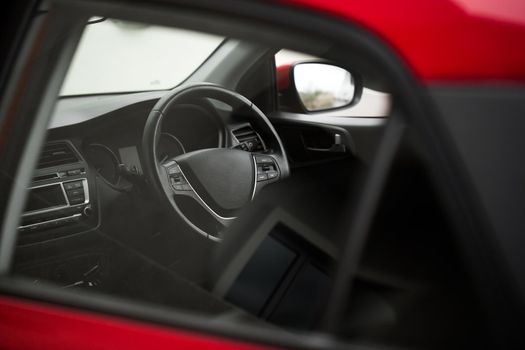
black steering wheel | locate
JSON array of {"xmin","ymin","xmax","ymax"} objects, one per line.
[{"xmin": 142, "ymin": 83, "xmax": 290, "ymax": 240}]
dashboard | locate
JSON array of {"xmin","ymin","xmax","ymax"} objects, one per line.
[
  {"xmin": 78, "ymin": 99, "xmax": 225, "ymax": 188},
  {"xmin": 19, "ymin": 93, "xmax": 268, "ymax": 243}
]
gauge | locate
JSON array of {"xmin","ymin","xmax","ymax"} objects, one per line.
[
  {"xmin": 83, "ymin": 143, "xmax": 121, "ymax": 185},
  {"xmin": 157, "ymin": 133, "xmax": 185, "ymax": 162}
]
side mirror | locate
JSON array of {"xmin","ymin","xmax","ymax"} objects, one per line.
[{"xmin": 277, "ymin": 62, "xmax": 362, "ymax": 113}]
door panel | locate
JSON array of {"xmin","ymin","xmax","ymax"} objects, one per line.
[{"xmin": 270, "ymin": 111, "xmax": 386, "ymax": 166}]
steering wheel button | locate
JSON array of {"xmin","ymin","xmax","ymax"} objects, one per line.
[
  {"xmin": 257, "ymin": 173, "xmax": 268, "ymax": 181},
  {"xmin": 181, "ymin": 184, "xmax": 192, "ymax": 191},
  {"xmin": 255, "ymin": 156, "xmax": 273, "ymax": 164},
  {"xmin": 267, "ymin": 171, "xmax": 278, "ymax": 179},
  {"xmin": 168, "ymin": 167, "xmax": 181, "ymax": 174}
]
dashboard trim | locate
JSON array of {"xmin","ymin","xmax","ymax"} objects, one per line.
[{"xmin": 18, "ymin": 214, "xmax": 82, "ymax": 231}]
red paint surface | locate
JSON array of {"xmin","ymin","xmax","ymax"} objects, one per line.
[
  {"xmin": 279, "ymin": 0, "xmax": 525, "ymax": 81},
  {"xmin": 276, "ymin": 64, "xmax": 291, "ymax": 90},
  {"xmin": 0, "ymin": 296, "xmax": 278, "ymax": 350}
]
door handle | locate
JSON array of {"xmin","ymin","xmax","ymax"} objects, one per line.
[{"xmin": 305, "ymin": 133, "xmax": 347, "ymax": 153}]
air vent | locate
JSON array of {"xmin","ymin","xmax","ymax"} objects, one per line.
[
  {"xmin": 37, "ymin": 142, "xmax": 79, "ymax": 169},
  {"xmin": 232, "ymin": 126, "xmax": 264, "ymax": 152}
]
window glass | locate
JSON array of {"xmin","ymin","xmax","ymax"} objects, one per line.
[
  {"xmin": 13, "ymin": 18, "xmax": 352, "ymax": 333},
  {"xmin": 6, "ymin": 11, "xmax": 484, "ymax": 349}
]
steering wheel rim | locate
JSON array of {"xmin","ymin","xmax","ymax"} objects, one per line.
[{"xmin": 142, "ymin": 83, "xmax": 289, "ymax": 240}]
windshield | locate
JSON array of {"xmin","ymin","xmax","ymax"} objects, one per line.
[{"xmin": 60, "ymin": 19, "xmax": 224, "ymax": 96}]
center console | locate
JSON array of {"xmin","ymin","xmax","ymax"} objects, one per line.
[{"xmin": 18, "ymin": 141, "xmax": 97, "ymax": 241}]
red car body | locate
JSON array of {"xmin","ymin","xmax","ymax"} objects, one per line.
[
  {"xmin": 285, "ymin": 0, "xmax": 525, "ymax": 81},
  {"xmin": 0, "ymin": 0, "xmax": 524, "ymax": 349}
]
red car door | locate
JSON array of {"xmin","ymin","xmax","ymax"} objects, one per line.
[{"xmin": 1, "ymin": 1, "xmax": 524, "ymax": 349}]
